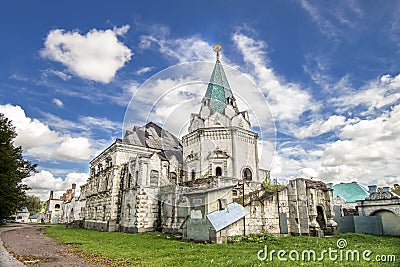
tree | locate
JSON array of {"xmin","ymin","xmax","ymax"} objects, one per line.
[
  {"xmin": 392, "ymin": 184, "xmax": 400, "ymax": 196},
  {"xmin": 262, "ymin": 178, "xmax": 286, "ymax": 193},
  {"xmin": 22, "ymin": 195, "xmax": 43, "ymax": 215},
  {"xmin": 0, "ymin": 113, "xmax": 36, "ymax": 222}
]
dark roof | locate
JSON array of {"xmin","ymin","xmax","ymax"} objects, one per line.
[
  {"xmin": 304, "ymin": 179, "xmax": 327, "ymax": 189},
  {"xmin": 29, "ymin": 213, "xmax": 40, "ymax": 219},
  {"xmin": 123, "ymin": 121, "xmax": 182, "ymax": 162}
]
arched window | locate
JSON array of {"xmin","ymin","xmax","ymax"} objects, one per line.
[
  {"xmin": 242, "ymin": 168, "xmax": 252, "ymax": 180},
  {"xmin": 55, "ymin": 204, "xmax": 60, "ymax": 209},
  {"xmin": 216, "ymin": 167, "xmax": 222, "ymax": 177},
  {"xmin": 170, "ymin": 172, "xmax": 177, "ymax": 183},
  {"xmin": 191, "ymin": 170, "xmax": 196, "ymax": 180},
  {"xmin": 150, "ymin": 170, "xmax": 159, "ymax": 187}
]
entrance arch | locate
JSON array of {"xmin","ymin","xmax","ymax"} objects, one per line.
[
  {"xmin": 316, "ymin": 206, "xmax": 326, "ymax": 229},
  {"xmin": 372, "ymin": 210, "xmax": 400, "ymax": 236}
]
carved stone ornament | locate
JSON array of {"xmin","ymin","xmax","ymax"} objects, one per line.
[{"xmin": 366, "ymin": 191, "xmax": 399, "ymax": 200}]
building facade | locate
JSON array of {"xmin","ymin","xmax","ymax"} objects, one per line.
[{"xmin": 65, "ymin": 47, "xmax": 336, "ymax": 240}]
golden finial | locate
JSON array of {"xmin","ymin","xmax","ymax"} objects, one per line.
[{"xmin": 213, "ymin": 44, "xmax": 222, "ymax": 61}]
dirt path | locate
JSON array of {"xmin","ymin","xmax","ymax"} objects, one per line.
[{"xmin": 0, "ymin": 224, "xmax": 105, "ymax": 267}]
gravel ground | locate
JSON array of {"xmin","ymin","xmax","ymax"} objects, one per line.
[{"xmin": 0, "ymin": 224, "xmax": 105, "ymax": 267}]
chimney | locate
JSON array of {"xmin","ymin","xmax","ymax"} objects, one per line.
[
  {"xmin": 49, "ymin": 191, "xmax": 54, "ymax": 199},
  {"xmin": 383, "ymin": 187, "xmax": 390, "ymax": 192},
  {"xmin": 72, "ymin": 183, "xmax": 76, "ymax": 190},
  {"xmin": 368, "ymin": 185, "xmax": 377, "ymax": 194}
]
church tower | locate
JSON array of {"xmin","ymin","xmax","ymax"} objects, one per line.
[{"xmin": 182, "ymin": 45, "xmax": 261, "ymax": 183}]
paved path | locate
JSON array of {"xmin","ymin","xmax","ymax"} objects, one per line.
[{"xmin": 0, "ymin": 224, "xmax": 26, "ymax": 267}]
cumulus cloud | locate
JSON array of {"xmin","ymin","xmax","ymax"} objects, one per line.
[
  {"xmin": 316, "ymin": 102, "xmax": 400, "ymax": 184},
  {"xmin": 330, "ymin": 73, "xmax": 400, "ymax": 116},
  {"xmin": 0, "ymin": 104, "xmax": 60, "ymax": 148},
  {"xmin": 0, "ymin": 104, "xmax": 94, "ymax": 162},
  {"xmin": 53, "ymin": 137, "xmax": 92, "ymax": 161},
  {"xmin": 23, "ymin": 170, "xmax": 88, "ymax": 200},
  {"xmin": 40, "ymin": 25, "xmax": 132, "ymax": 83},
  {"xmin": 52, "ymin": 98, "xmax": 64, "ymax": 107}
]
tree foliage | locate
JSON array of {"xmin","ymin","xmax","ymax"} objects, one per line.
[
  {"xmin": 392, "ymin": 184, "xmax": 400, "ymax": 196},
  {"xmin": 262, "ymin": 178, "xmax": 286, "ymax": 193},
  {"xmin": 0, "ymin": 113, "xmax": 36, "ymax": 221},
  {"xmin": 23, "ymin": 195, "xmax": 43, "ymax": 215}
]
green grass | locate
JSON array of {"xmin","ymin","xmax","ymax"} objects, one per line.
[{"xmin": 44, "ymin": 225, "xmax": 400, "ymax": 266}]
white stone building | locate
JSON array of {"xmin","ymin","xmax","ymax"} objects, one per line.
[{"xmin": 73, "ymin": 47, "xmax": 336, "ymax": 240}]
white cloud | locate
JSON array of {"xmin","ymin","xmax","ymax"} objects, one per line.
[
  {"xmin": 0, "ymin": 104, "xmax": 96, "ymax": 162},
  {"xmin": 52, "ymin": 98, "xmax": 64, "ymax": 107},
  {"xmin": 41, "ymin": 25, "xmax": 132, "ymax": 83},
  {"xmin": 79, "ymin": 116, "xmax": 121, "ymax": 131},
  {"xmin": 139, "ymin": 32, "xmax": 214, "ymax": 63},
  {"xmin": 330, "ymin": 73, "xmax": 400, "ymax": 115},
  {"xmin": 135, "ymin": 66, "xmax": 153, "ymax": 75},
  {"xmin": 23, "ymin": 170, "xmax": 88, "ymax": 201},
  {"xmin": 53, "ymin": 137, "xmax": 92, "ymax": 161},
  {"xmin": 319, "ymin": 103, "xmax": 400, "ymax": 184},
  {"xmin": 113, "ymin": 25, "xmax": 130, "ymax": 36},
  {"xmin": 295, "ymin": 115, "xmax": 347, "ymax": 139},
  {"xmin": 43, "ymin": 69, "xmax": 72, "ymax": 81},
  {"xmin": 232, "ymin": 32, "xmax": 315, "ymax": 121},
  {"xmin": 299, "ymin": 0, "xmax": 363, "ymax": 40},
  {"xmin": 0, "ymin": 104, "xmax": 60, "ymax": 149}
]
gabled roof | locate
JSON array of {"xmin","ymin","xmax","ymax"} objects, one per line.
[
  {"xmin": 29, "ymin": 213, "xmax": 40, "ymax": 219},
  {"xmin": 204, "ymin": 60, "xmax": 233, "ymax": 114},
  {"xmin": 333, "ymin": 182, "xmax": 369, "ymax": 203},
  {"xmin": 123, "ymin": 122, "xmax": 182, "ymax": 161},
  {"xmin": 206, "ymin": 202, "xmax": 248, "ymax": 232}
]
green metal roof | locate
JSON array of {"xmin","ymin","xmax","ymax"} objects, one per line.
[
  {"xmin": 333, "ymin": 182, "xmax": 369, "ymax": 203},
  {"xmin": 204, "ymin": 60, "xmax": 233, "ymax": 114}
]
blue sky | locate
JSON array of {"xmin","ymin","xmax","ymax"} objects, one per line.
[{"xmin": 0, "ymin": 0, "xmax": 399, "ymax": 199}]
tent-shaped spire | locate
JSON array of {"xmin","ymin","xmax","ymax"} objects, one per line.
[{"xmin": 204, "ymin": 44, "xmax": 233, "ymax": 114}]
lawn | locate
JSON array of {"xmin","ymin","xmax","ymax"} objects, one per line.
[{"xmin": 44, "ymin": 225, "xmax": 399, "ymax": 266}]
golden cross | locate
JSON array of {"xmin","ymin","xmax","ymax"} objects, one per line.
[{"xmin": 213, "ymin": 44, "xmax": 222, "ymax": 61}]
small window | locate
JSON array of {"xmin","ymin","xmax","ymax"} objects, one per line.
[
  {"xmin": 128, "ymin": 173, "xmax": 132, "ymax": 188},
  {"xmin": 170, "ymin": 172, "xmax": 177, "ymax": 183},
  {"xmin": 150, "ymin": 170, "xmax": 159, "ymax": 186},
  {"xmin": 216, "ymin": 167, "xmax": 222, "ymax": 177},
  {"xmin": 55, "ymin": 204, "xmax": 60, "ymax": 209},
  {"xmin": 242, "ymin": 168, "xmax": 252, "ymax": 180},
  {"xmin": 191, "ymin": 170, "xmax": 196, "ymax": 180}
]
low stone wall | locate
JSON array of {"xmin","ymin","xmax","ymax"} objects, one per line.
[{"xmin": 84, "ymin": 220, "xmax": 118, "ymax": 232}]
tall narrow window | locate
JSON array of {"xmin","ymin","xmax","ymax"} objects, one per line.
[
  {"xmin": 216, "ymin": 167, "xmax": 222, "ymax": 177},
  {"xmin": 242, "ymin": 168, "xmax": 252, "ymax": 180},
  {"xmin": 128, "ymin": 173, "xmax": 131, "ymax": 188},
  {"xmin": 191, "ymin": 170, "xmax": 196, "ymax": 180},
  {"xmin": 150, "ymin": 170, "xmax": 159, "ymax": 186}
]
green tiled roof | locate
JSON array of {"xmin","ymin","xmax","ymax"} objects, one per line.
[
  {"xmin": 333, "ymin": 182, "xmax": 369, "ymax": 203},
  {"xmin": 204, "ymin": 60, "xmax": 232, "ymax": 114}
]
